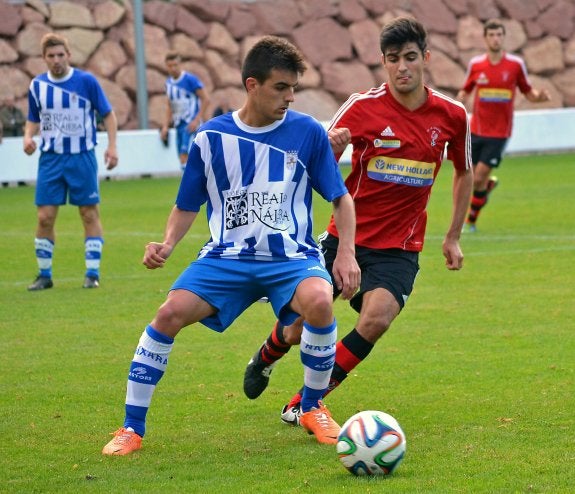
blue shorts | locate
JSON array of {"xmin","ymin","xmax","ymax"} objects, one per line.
[
  {"xmin": 170, "ymin": 257, "xmax": 332, "ymax": 332},
  {"xmin": 175, "ymin": 122, "xmax": 195, "ymax": 156},
  {"xmin": 35, "ymin": 150, "xmax": 99, "ymax": 206}
]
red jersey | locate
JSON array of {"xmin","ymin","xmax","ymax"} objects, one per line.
[
  {"xmin": 326, "ymin": 84, "xmax": 471, "ymax": 252},
  {"xmin": 462, "ymin": 53, "xmax": 532, "ymax": 138}
]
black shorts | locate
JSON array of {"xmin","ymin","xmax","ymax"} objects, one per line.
[
  {"xmin": 471, "ymin": 134, "xmax": 508, "ymax": 168},
  {"xmin": 320, "ymin": 233, "xmax": 420, "ymax": 313}
]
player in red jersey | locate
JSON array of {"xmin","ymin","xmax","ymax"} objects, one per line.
[
  {"xmin": 457, "ymin": 19, "xmax": 550, "ymax": 232},
  {"xmin": 243, "ymin": 17, "xmax": 474, "ymax": 426}
]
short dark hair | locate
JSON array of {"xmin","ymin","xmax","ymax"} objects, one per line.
[
  {"xmin": 41, "ymin": 33, "xmax": 70, "ymax": 56},
  {"xmin": 165, "ymin": 51, "xmax": 180, "ymax": 63},
  {"xmin": 241, "ymin": 36, "xmax": 306, "ymax": 87},
  {"xmin": 484, "ymin": 19, "xmax": 505, "ymax": 36},
  {"xmin": 380, "ymin": 16, "xmax": 428, "ymax": 55}
]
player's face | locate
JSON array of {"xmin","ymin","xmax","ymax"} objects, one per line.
[
  {"xmin": 383, "ymin": 42, "xmax": 429, "ymax": 95},
  {"xmin": 43, "ymin": 45, "xmax": 70, "ymax": 79},
  {"xmin": 485, "ymin": 28, "xmax": 505, "ymax": 53},
  {"xmin": 165, "ymin": 59, "xmax": 182, "ymax": 78},
  {"xmin": 248, "ymin": 69, "xmax": 298, "ymax": 126}
]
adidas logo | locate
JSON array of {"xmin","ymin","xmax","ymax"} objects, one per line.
[{"xmin": 380, "ymin": 126, "xmax": 395, "ymax": 137}]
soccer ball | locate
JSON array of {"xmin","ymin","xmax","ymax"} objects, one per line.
[{"xmin": 337, "ymin": 410, "xmax": 406, "ymax": 476}]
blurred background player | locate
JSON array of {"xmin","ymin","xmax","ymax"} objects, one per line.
[
  {"xmin": 102, "ymin": 36, "xmax": 359, "ymax": 455},
  {"xmin": 243, "ymin": 17, "xmax": 473, "ymax": 426},
  {"xmin": 160, "ymin": 51, "xmax": 210, "ymax": 170},
  {"xmin": 457, "ymin": 19, "xmax": 550, "ymax": 232},
  {"xmin": 24, "ymin": 33, "xmax": 118, "ymax": 291}
]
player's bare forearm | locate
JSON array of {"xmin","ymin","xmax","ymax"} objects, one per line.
[
  {"xmin": 331, "ymin": 193, "xmax": 360, "ymax": 299},
  {"xmin": 143, "ymin": 207, "xmax": 198, "ymax": 269}
]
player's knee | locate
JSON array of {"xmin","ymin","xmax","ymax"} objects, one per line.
[{"xmin": 153, "ymin": 301, "xmax": 186, "ymax": 333}]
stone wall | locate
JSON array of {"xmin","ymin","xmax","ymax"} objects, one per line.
[{"xmin": 0, "ymin": 0, "xmax": 573, "ymax": 129}]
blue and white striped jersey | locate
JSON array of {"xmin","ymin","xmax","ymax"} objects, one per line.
[
  {"xmin": 166, "ymin": 72, "xmax": 204, "ymax": 126},
  {"xmin": 176, "ymin": 110, "xmax": 348, "ymax": 261},
  {"xmin": 27, "ymin": 68, "xmax": 112, "ymax": 154}
]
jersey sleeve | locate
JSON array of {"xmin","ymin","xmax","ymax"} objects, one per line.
[
  {"xmin": 88, "ymin": 74, "xmax": 113, "ymax": 117},
  {"xmin": 515, "ymin": 59, "xmax": 533, "ymax": 95},
  {"xmin": 446, "ymin": 105, "xmax": 472, "ymax": 171},
  {"xmin": 307, "ymin": 120, "xmax": 348, "ymax": 202},
  {"xmin": 27, "ymin": 80, "xmax": 40, "ymax": 123},
  {"xmin": 175, "ymin": 138, "xmax": 207, "ymax": 211}
]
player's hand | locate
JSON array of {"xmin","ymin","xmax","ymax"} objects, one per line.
[
  {"xmin": 332, "ymin": 251, "xmax": 361, "ymax": 300},
  {"xmin": 328, "ymin": 127, "xmax": 351, "ymax": 156},
  {"xmin": 187, "ymin": 119, "xmax": 200, "ymax": 133},
  {"xmin": 143, "ymin": 242, "xmax": 174, "ymax": 269},
  {"xmin": 442, "ymin": 238, "xmax": 464, "ymax": 270},
  {"xmin": 104, "ymin": 148, "xmax": 119, "ymax": 170},
  {"xmin": 23, "ymin": 137, "xmax": 37, "ymax": 155}
]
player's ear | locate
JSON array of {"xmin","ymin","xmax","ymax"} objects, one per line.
[{"xmin": 245, "ymin": 77, "xmax": 259, "ymax": 92}]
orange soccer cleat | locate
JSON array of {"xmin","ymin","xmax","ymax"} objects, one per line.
[
  {"xmin": 102, "ymin": 427, "xmax": 142, "ymax": 456},
  {"xmin": 300, "ymin": 401, "xmax": 341, "ymax": 445}
]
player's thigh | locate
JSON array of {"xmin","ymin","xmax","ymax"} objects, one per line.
[
  {"xmin": 35, "ymin": 153, "xmax": 67, "ymax": 206},
  {"xmin": 356, "ymin": 287, "xmax": 401, "ymax": 339},
  {"xmin": 290, "ymin": 275, "xmax": 334, "ymax": 327},
  {"xmin": 66, "ymin": 151, "xmax": 99, "ymax": 206}
]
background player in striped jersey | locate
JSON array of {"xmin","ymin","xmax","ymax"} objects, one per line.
[
  {"xmin": 24, "ymin": 33, "xmax": 118, "ymax": 291},
  {"xmin": 160, "ymin": 51, "xmax": 210, "ymax": 171},
  {"xmin": 457, "ymin": 19, "xmax": 550, "ymax": 232},
  {"xmin": 243, "ymin": 17, "xmax": 474, "ymax": 425},
  {"xmin": 102, "ymin": 36, "xmax": 360, "ymax": 455}
]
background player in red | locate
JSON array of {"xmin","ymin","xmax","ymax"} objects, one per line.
[
  {"xmin": 243, "ymin": 17, "xmax": 474, "ymax": 426},
  {"xmin": 457, "ymin": 19, "xmax": 550, "ymax": 232}
]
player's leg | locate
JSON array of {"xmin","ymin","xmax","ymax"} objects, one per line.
[
  {"xmin": 177, "ymin": 124, "xmax": 192, "ymax": 171},
  {"xmin": 289, "ymin": 274, "xmax": 340, "ymax": 444},
  {"xmin": 243, "ymin": 232, "xmax": 339, "ymax": 399},
  {"xmin": 68, "ymin": 150, "xmax": 104, "ymax": 287},
  {"xmin": 282, "ymin": 248, "xmax": 419, "ymax": 426},
  {"xmin": 79, "ymin": 204, "xmax": 103, "ymax": 288},
  {"xmin": 28, "ymin": 205, "xmax": 59, "ymax": 290},
  {"xmin": 102, "ymin": 289, "xmax": 215, "ymax": 455},
  {"xmin": 466, "ymin": 137, "xmax": 505, "ymax": 230},
  {"xmin": 102, "ymin": 258, "xmax": 257, "ymax": 455},
  {"xmin": 29, "ymin": 152, "xmax": 66, "ymax": 291}
]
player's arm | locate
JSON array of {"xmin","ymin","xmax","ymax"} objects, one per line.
[
  {"xmin": 196, "ymin": 88, "xmax": 211, "ymax": 126},
  {"xmin": 23, "ymin": 120, "xmax": 39, "ymax": 155},
  {"xmin": 161, "ymin": 99, "xmax": 173, "ymax": 140},
  {"xmin": 102, "ymin": 111, "xmax": 118, "ymax": 170},
  {"xmin": 524, "ymin": 87, "xmax": 551, "ymax": 103},
  {"xmin": 143, "ymin": 206, "xmax": 198, "ymax": 269},
  {"xmin": 442, "ymin": 166, "xmax": 473, "ymax": 270},
  {"xmin": 455, "ymin": 89, "xmax": 469, "ymax": 103},
  {"xmin": 330, "ymin": 193, "xmax": 360, "ymax": 300},
  {"xmin": 328, "ymin": 127, "xmax": 351, "ymax": 159}
]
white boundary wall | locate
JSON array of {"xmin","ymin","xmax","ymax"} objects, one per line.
[{"xmin": 1, "ymin": 108, "xmax": 574, "ymax": 184}]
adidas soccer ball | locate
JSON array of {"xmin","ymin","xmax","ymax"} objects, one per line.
[{"xmin": 337, "ymin": 410, "xmax": 406, "ymax": 476}]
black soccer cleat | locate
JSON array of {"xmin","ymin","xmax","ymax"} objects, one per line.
[
  {"xmin": 27, "ymin": 275, "xmax": 53, "ymax": 291},
  {"xmin": 243, "ymin": 348, "xmax": 276, "ymax": 399},
  {"xmin": 82, "ymin": 276, "xmax": 100, "ymax": 289}
]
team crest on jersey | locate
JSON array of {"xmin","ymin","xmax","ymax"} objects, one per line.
[
  {"xmin": 285, "ymin": 151, "xmax": 298, "ymax": 170},
  {"xmin": 477, "ymin": 72, "xmax": 489, "ymax": 85},
  {"xmin": 427, "ymin": 126, "xmax": 441, "ymax": 147},
  {"xmin": 224, "ymin": 189, "xmax": 249, "ymax": 229}
]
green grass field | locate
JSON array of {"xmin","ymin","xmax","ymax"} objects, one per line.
[{"xmin": 1, "ymin": 153, "xmax": 574, "ymax": 493}]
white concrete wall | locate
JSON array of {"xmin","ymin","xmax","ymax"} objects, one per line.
[{"xmin": 1, "ymin": 108, "xmax": 574, "ymax": 184}]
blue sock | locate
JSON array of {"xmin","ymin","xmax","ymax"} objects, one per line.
[
  {"xmin": 85, "ymin": 236, "xmax": 103, "ymax": 279},
  {"xmin": 124, "ymin": 325, "xmax": 174, "ymax": 437},
  {"xmin": 35, "ymin": 237, "xmax": 54, "ymax": 278},
  {"xmin": 299, "ymin": 319, "xmax": 337, "ymax": 412}
]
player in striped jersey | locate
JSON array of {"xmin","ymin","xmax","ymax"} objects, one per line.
[
  {"xmin": 24, "ymin": 33, "xmax": 118, "ymax": 291},
  {"xmin": 243, "ymin": 17, "xmax": 474, "ymax": 424},
  {"xmin": 160, "ymin": 51, "xmax": 210, "ymax": 171},
  {"xmin": 102, "ymin": 36, "xmax": 360, "ymax": 455},
  {"xmin": 457, "ymin": 19, "xmax": 550, "ymax": 232}
]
